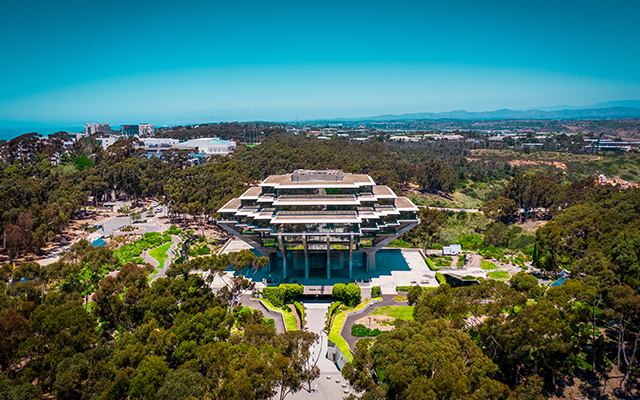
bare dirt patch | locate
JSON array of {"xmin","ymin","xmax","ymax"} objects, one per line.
[
  {"xmin": 517, "ymin": 219, "xmax": 548, "ymax": 235},
  {"xmin": 354, "ymin": 315, "xmax": 395, "ymax": 331}
]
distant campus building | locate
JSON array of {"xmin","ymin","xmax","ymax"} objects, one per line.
[
  {"xmin": 121, "ymin": 124, "xmax": 155, "ymax": 137},
  {"xmin": 140, "ymin": 137, "xmax": 236, "ymax": 157},
  {"xmin": 217, "ymin": 170, "xmax": 420, "ymax": 281},
  {"xmin": 84, "ymin": 123, "xmax": 111, "ymax": 136}
]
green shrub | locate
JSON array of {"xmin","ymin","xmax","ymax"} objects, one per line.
[
  {"xmin": 263, "ymin": 287, "xmax": 284, "ymax": 308},
  {"xmin": 436, "ymin": 272, "xmax": 446, "ymax": 284},
  {"xmin": 351, "ymin": 324, "xmax": 370, "ymax": 336},
  {"xmin": 280, "ymin": 283, "xmax": 303, "ymax": 303},
  {"xmin": 293, "ymin": 301, "xmax": 305, "ymax": 325},
  {"xmin": 332, "ymin": 283, "xmax": 361, "ymax": 307},
  {"xmin": 371, "ymin": 286, "xmax": 381, "ymax": 297},
  {"xmin": 133, "ymin": 257, "xmax": 144, "ymax": 264},
  {"xmin": 166, "ymin": 225, "xmax": 183, "ymax": 235},
  {"xmin": 459, "ymin": 234, "xmax": 483, "ymax": 250},
  {"xmin": 197, "ymin": 245, "xmax": 211, "ymax": 255},
  {"xmin": 261, "ymin": 284, "xmax": 303, "ymax": 308},
  {"xmin": 283, "ymin": 304, "xmax": 292, "ymax": 313},
  {"xmin": 351, "ymin": 324, "xmax": 383, "ymax": 337},
  {"xmin": 325, "ymin": 301, "xmax": 342, "ymax": 331}
]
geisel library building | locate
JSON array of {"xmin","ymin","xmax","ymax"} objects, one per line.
[{"xmin": 217, "ymin": 170, "xmax": 420, "ymax": 282}]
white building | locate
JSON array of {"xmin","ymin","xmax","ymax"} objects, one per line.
[
  {"xmin": 140, "ymin": 138, "xmax": 180, "ymax": 154},
  {"xmin": 138, "ymin": 124, "xmax": 155, "ymax": 136},
  {"xmin": 442, "ymin": 244, "xmax": 462, "ymax": 256},
  {"xmin": 97, "ymin": 135, "xmax": 119, "ymax": 149},
  {"xmin": 84, "ymin": 123, "xmax": 111, "ymax": 136},
  {"xmin": 178, "ymin": 138, "xmax": 236, "ymax": 156}
]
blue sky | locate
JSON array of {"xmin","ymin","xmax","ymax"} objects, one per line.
[{"xmin": 1, "ymin": 0, "xmax": 639, "ymax": 127}]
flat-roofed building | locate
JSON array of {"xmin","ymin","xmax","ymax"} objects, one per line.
[
  {"xmin": 121, "ymin": 124, "xmax": 155, "ymax": 137},
  {"xmin": 217, "ymin": 169, "xmax": 420, "ymax": 281},
  {"xmin": 179, "ymin": 137, "xmax": 236, "ymax": 156},
  {"xmin": 84, "ymin": 123, "xmax": 111, "ymax": 136}
]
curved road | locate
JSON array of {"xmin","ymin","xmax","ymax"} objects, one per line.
[
  {"xmin": 341, "ymin": 295, "xmax": 409, "ymax": 350},
  {"xmin": 239, "ymin": 295, "xmax": 286, "ymax": 334}
]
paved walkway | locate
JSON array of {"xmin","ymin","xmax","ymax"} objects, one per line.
[
  {"xmin": 341, "ymin": 295, "xmax": 408, "ymax": 350},
  {"xmin": 149, "ymin": 235, "xmax": 181, "ymax": 282},
  {"xmin": 238, "ymin": 295, "xmax": 286, "ymax": 334},
  {"xmin": 370, "ymin": 249, "xmax": 439, "ymax": 295},
  {"xmin": 285, "ymin": 301, "xmax": 351, "ymax": 399}
]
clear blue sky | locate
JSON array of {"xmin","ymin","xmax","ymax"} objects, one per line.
[{"xmin": 1, "ymin": 0, "xmax": 639, "ymax": 127}]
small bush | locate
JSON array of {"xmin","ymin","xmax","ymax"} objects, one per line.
[
  {"xmin": 351, "ymin": 324, "xmax": 383, "ymax": 337},
  {"xmin": 197, "ymin": 245, "xmax": 211, "ymax": 255},
  {"xmin": 332, "ymin": 283, "xmax": 361, "ymax": 307},
  {"xmin": 371, "ymin": 286, "xmax": 381, "ymax": 297},
  {"xmin": 263, "ymin": 287, "xmax": 285, "ymax": 308},
  {"xmin": 283, "ymin": 304, "xmax": 292, "ymax": 313},
  {"xmin": 436, "ymin": 272, "xmax": 446, "ymax": 284},
  {"xmin": 261, "ymin": 284, "xmax": 303, "ymax": 308}
]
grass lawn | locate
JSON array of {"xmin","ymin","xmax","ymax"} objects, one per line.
[
  {"xmin": 481, "ymin": 259, "xmax": 498, "ymax": 270},
  {"xmin": 149, "ymin": 242, "xmax": 172, "ymax": 267},
  {"xmin": 328, "ymin": 297, "xmax": 382, "ymax": 362},
  {"xmin": 370, "ymin": 306, "xmax": 414, "ymax": 321},
  {"xmin": 257, "ymin": 299, "xmax": 297, "ymax": 331},
  {"xmin": 487, "ymin": 270, "xmax": 510, "ymax": 279}
]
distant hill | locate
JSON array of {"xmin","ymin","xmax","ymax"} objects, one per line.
[
  {"xmin": 331, "ymin": 106, "xmax": 640, "ymax": 121},
  {"xmin": 529, "ymin": 100, "xmax": 640, "ymax": 111}
]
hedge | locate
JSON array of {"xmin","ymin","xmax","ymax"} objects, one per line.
[
  {"xmin": 293, "ymin": 301, "xmax": 305, "ymax": 326},
  {"xmin": 371, "ymin": 286, "xmax": 381, "ymax": 297},
  {"xmin": 332, "ymin": 283, "xmax": 361, "ymax": 307},
  {"xmin": 325, "ymin": 301, "xmax": 342, "ymax": 331},
  {"xmin": 436, "ymin": 272, "xmax": 446, "ymax": 284},
  {"xmin": 262, "ymin": 284, "xmax": 304, "ymax": 308},
  {"xmin": 263, "ymin": 287, "xmax": 285, "ymax": 307}
]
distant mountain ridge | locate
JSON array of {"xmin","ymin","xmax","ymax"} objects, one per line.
[{"xmin": 330, "ymin": 106, "xmax": 640, "ymax": 122}]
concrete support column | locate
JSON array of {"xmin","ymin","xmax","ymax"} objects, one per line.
[
  {"xmin": 367, "ymin": 252, "xmax": 376, "ymax": 272},
  {"xmin": 349, "ymin": 235, "xmax": 354, "ymax": 280},
  {"xmin": 303, "ymin": 235, "xmax": 309, "ymax": 280},
  {"xmin": 278, "ymin": 235, "xmax": 287, "ymax": 281},
  {"xmin": 326, "ymin": 236, "xmax": 331, "ymax": 280}
]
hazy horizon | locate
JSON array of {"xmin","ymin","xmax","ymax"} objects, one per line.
[{"xmin": 1, "ymin": 0, "xmax": 639, "ymax": 128}]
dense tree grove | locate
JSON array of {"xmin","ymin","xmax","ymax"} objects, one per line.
[
  {"xmin": 0, "ymin": 243, "xmax": 316, "ymax": 399},
  {"xmin": 3, "ymin": 128, "xmax": 640, "ymax": 398},
  {"xmin": 0, "ymin": 132, "xmax": 477, "ymax": 260},
  {"xmin": 345, "ymin": 185, "xmax": 640, "ymax": 398}
]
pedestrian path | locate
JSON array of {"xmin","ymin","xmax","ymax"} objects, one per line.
[
  {"xmin": 284, "ymin": 302, "xmax": 351, "ymax": 399},
  {"xmin": 149, "ymin": 235, "xmax": 181, "ymax": 282}
]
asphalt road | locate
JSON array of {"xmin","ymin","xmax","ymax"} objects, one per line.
[
  {"xmin": 341, "ymin": 295, "xmax": 407, "ymax": 351},
  {"xmin": 239, "ymin": 295, "xmax": 286, "ymax": 334}
]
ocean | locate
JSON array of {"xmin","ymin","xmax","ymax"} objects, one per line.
[{"xmin": 0, "ymin": 126, "xmax": 84, "ymax": 142}]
